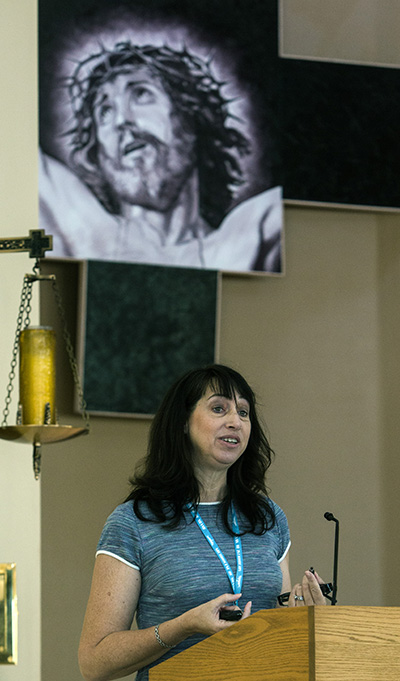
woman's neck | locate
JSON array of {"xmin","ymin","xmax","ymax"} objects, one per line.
[
  {"xmin": 199, "ymin": 489, "xmax": 225, "ymax": 502},
  {"xmin": 196, "ymin": 469, "xmax": 227, "ymax": 502}
]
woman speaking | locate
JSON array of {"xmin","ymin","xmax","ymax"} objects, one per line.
[{"xmin": 79, "ymin": 364, "xmax": 326, "ymax": 681}]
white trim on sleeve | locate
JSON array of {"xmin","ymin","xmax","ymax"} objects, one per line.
[
  {"xmin": 278, "ymin": 539, "xmax": 291, "ymax": 563},
  {"xmin": 96, "ymin": 550, "xmax": 140, "ymax": 570}
]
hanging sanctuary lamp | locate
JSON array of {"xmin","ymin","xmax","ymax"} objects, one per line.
[{"xmin": 0, "ymin": 229, "xmax": 89, "ymax": 479}]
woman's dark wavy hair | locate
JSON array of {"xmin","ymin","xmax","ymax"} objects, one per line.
[
  {"xmin": 66, "ymin": 42, "xmax": 250, "ymax": 229},
  {"xmin": 125, "ymin": 364, "xmax": 276, "ymax": 536}
]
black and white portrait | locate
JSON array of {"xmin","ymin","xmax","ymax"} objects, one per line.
[{"xmin": 39, "ymin": 1, "xmax": 283, "ymax": 274}]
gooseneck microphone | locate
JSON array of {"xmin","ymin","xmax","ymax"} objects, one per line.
[{"xmin": 324, "ymin": 511, "xmax": 339, "ymax": 605}]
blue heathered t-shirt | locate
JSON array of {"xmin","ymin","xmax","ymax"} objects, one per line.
[{"xmin": 96, "ymin": 499, "xmax": 290, "ymax": 680}]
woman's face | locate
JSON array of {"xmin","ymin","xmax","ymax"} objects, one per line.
[{"xmin": 187, "ymin": 385, "xmax": 251, "ymax": 474}]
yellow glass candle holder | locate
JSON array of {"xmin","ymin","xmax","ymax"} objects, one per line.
[{"xmin": 19, "ymin": 327, "xmax": 56, "ymax": 425}]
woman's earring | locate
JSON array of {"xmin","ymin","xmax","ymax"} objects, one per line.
[{"xmin": 183, "ymin": 423, "xmax": 188, "ymax": 434}]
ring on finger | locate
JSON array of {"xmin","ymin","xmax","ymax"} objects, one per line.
[{"xmin": 294, "ymin": 595, "xmax": 304, "ymax": 601}]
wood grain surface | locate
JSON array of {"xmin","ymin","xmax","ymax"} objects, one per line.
[{"xmin": 150, "ymin": 606, "xmax": 400, "ymax": 681}]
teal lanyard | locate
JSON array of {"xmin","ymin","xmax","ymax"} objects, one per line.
[{"xmin": 187, "ymin": 503, "xmax": 243, "ymax": 601}]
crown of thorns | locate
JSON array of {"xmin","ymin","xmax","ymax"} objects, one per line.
[{"xmin": 67, "ymin": 41, "xmax": 236, "ymax": 121}]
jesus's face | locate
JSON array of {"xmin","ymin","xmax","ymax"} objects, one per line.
[{"xmin": 93, "ymin": 67, "xmax": 197, "ymax": 212}]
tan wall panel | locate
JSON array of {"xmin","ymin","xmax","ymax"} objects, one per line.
[
  {"xmin": 220, "ymin": 206, "xmax": 383, "ymax": 606},
  {"xmin": 376, "ymin": 214, "xmax": 400, "ymax": 605},
  {"xmin": 0, "ymin": 1, "xmax": 40, "ymax": 680},
  {"xmin": 39, "ymin": 2, "xmax": 400, "ymax": 680},
  {"xmin": 280, "ymin": 0, "xmax": 400, "ymax": 66}
]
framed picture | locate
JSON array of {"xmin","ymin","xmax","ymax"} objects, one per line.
[
  {"xmin": 77, "ymin": 261, "xmax": 221, "ymax": 417},
  {"xmin": 0, "ymin": 563, "xmax": 17, "ymax": 665},
  {"xmin": 38, "ymin": 0, "xmax": 284, "ymax": 274}
]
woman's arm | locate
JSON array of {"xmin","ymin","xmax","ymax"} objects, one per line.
[
  {"xmin": 280, "ymin": 553, "xmax": 292, "ymax": 594},
  {"xmin": 79, "ymin": 554, "xmax": 251, "ymax": 681},
  {"xmin": 277, "ymin": 552, "xmax": 292, "ymax": 607}
]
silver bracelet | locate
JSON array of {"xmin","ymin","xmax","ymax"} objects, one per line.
[{"xmin": 154, "ymin": 624, "xmax": 174, "ymax": 649}]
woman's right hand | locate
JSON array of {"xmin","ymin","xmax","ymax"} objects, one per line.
[
  {"xmin": 79, "ymin": 557, "xmax": 251, "ymax": 681},
  {"xmin": 181, "ymin": 592, "xmax": 252, "ymax": 637}
]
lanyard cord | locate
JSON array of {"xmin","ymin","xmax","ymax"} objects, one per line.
[{"xmin": 187, "ymin": 502, "xmax": 243, "ymax": 603}]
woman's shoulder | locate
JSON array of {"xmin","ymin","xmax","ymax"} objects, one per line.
[
  {"xmin": 266, "ymin": 497, "xmax": 288, "ymax": 525},
  {"xmin": 105, "ymin": 499, "xmax": 155, "ymax": 522},
  {"xmin": 100, "ymin": 501, "xmax": 137, "ymax": 533},
  {"xmin": 105, "ymin": 499, "xmax": 171, "ymax": 529},
  {"xmin": 268, "ymin": 497, "xmax": 286, "ymax": 514},
  {"xmin": 106, "ymin": 500, "xmax": 134, "ymax": 518},
  {"xmin": 98, "ymin": 500, "xmax": 155, "ymax": 550}
]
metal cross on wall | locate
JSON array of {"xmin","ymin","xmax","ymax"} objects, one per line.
[{"xmin": 0, "ymin": 229, "xmax": 53, "ymax": 258}]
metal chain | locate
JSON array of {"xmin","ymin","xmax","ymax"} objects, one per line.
[
  {"xmin": 51, "ymin": 277, "xmax": 90, "ymax": 428},
  {"xmin": 2, "ymin": 276, "xmax": 34, "ymax": 427},
  {"xmin": 2, "ymin": 261, "xmax": 89, "ymax": 430}
]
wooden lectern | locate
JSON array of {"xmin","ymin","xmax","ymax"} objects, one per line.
[{"xmin": 150, "ymin": 606, "xmax": 400, "ymax": 680}]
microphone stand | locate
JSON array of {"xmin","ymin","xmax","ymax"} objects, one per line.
[{"xmin": 324, "ymin": 512, "xmax": 339, "ymax": 605}]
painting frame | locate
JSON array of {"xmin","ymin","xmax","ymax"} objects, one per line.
[
  {"xmin": 77, "ymin": 260, "xmax": 221, "ymax": 418},
  {"xmin": 38, "ymin": 0, "xmax": 284, "ymax": 275},
  {"xmin": 0, "ymin": 563, "xmax": 17, "ymax": 665}
]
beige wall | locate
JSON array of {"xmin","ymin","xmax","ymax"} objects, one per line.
[
  {"xmin": 280, "ymin": 0, "xmax": 400, "ymax": 66},
  {"xmin": 377, "ymin": 215, "xmax": 400, "ymax": 605},
  {"xmin": 1, "ymin": 2, "xmax": 400, "ymax": 681},
  {"xmin": 40, "ymin": 208, "xmax": 400, "ymax": 681},
  {"xmin": 220, "ymin": 207, "xmax": 385, "ymax": 603},
  {"xmin": 0, "ymin": 1, "xmax": 41, "ymax": 680}
]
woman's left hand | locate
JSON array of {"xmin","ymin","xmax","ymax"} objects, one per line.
[{"xmin": 288, "ymin": 570, "xmax": 327, "ymax": 607}]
